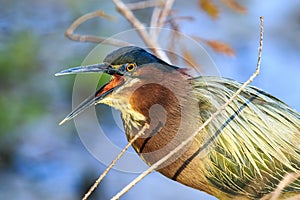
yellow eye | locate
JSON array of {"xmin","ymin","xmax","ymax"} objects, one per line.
[{"xmin": 126, "ymin": 63, "xmax": 136, "ymax": 72}]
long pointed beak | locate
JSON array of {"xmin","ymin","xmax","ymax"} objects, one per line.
[
  {"xmin": 58, "ymin": 93, "xmax": 100, "ymax": 125},
  {"xmin": 56, "ymin": 63, "xmax": 124, "ymax": 125},
  {"xmin": 55, "ymin": 63, "xmax": 110, "ymax": 76}
]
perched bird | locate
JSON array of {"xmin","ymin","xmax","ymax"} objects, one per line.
[{"xmin": 56, "ymin": 46, "xmax": 300, "ymax": 199}]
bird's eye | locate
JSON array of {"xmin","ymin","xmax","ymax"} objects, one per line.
[{"xmin": 126, "ymin": 63, "xmax": 136, "ymax": 72}]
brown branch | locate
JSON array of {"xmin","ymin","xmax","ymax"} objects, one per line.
[
  {"xmin": 82, "ymin": 124, "xmax": 149, "ymax": 200},
  {"xmin": 65, "ymin": 1, "xmax": 174, "ymax": 62},
  {"xmin": 150, "ymin": 0, "xmax": 175, "ymax": 41},
  {"xmin": 268, "ymin": 173, "xmax": 300, "ymax": 200},
  {"xmin": 112, "ymin": 0, "xmax": 170, "ymax": 63},
  {"xmin": 149, "ymin": 7, "xmax": 162, "ymax": 40},
  {"xmin": 157, "ymin": 0, "xmax": 175, "ymax": 27},
  {"xmin": 126, "ymin": 0, "xmax": 163, "ymax": 10},
  {"xmin": 111, "ymin": 16, "xmax": 264, "ymax": 200},
  {"xmin": 65, "ymin": 10, "xmax": 131, "ymax": 47},
  {"xmin": 164, "ymin": 15, "xmax": 195, "ymax": 24}
]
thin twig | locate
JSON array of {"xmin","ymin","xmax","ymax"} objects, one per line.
[
  {"xmin": 111, "ymin": 16, "xmax": 264, "ymax": 200},
  {"xmin": 65, "ymin": 10, "xmax": 131, "ymax": 46},
  {"xmin": 112, "ymin": 0, "xmax": 170, "ymax": 63},
  {"xmin": 157, "ymin": 0, "xmax": 175, "ymax": 28},
  {"xmin": 154, "ymin": 0, "xmax": 175, "ymax": 39},
  {"xmin": 149, "ymin": 6, "xmax": 162, "ymax": 41},
  {"xmin": 82, "ymin": 124, "xmax": 149, "ymax": 200},
  {"xmin": 126, "ymin": 0, "xmax": 163, "ymax": 10},
  {"xmin": 269, "ymin": 173, "xmax": 300, "ymax": 200}
]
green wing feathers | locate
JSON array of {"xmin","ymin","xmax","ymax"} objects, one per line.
[{"xmin": 192, "ymin": 76, "xmax": 300, "ymax": 198}]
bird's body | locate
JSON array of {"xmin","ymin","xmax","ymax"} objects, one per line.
[
  {"xmin": 57, "ymin": 46, "xmax": 300, "ymax": 199},
  {"xmin": 123, "ymin": 74, "xmax": 300, "ymax": 200}
]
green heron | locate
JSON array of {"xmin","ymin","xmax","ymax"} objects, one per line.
[{"xmin": 56, "ymin": 46, "xmax": 300, "ymax": 199}]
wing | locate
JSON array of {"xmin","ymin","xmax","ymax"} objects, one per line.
[{"xmin": 191, "ymin": 76, "xmax": 300, "ymax": 198}]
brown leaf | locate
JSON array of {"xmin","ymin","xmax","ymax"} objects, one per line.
[
  {"xmin": 180, "ymin": 45, "xmax": 204, "ymax": 74},
  {"xmin": 205, "ymin": 40, "xmax": 235, "ymax": 56},
  {"xmin": 199, "ymin": 0, "xmax": 219, "ymax": 19},
  {"xmin": 221, "ymin": 0, "xmax": 247, "ymax": 13}
]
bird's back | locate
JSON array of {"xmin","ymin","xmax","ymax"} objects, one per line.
[{"xmin": 190, "ymin": 76, "xmax": 300, "ymax": 199}]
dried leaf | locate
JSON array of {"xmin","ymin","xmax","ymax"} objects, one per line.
[
  {"xmin": 199, "ymin": 0, "xmax": 219, "ymax": 19},
  {"xmin": 180, "ymin": 45, "xmax": 204, "ymax": 74},
  {"xmin": 204, "ymin": 40, "xmax": 235, "ymax": 56},
  {"xmin": 182, "ymin": 49, "xmax": 198, "ymax": 68},
  {"xmin": 221, "ymin": 0, "xmax": 247, "ymax": 13}
]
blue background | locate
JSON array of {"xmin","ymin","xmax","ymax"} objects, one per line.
[{"xmin": 0, "ymin": 1, "xmax": 299, "ymax": 199}]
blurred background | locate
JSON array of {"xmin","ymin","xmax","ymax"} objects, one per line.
[{"xmin": 1, "ymin": 0, "xmax": 300, "ymax": 199}]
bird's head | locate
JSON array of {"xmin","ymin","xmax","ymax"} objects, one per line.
[{"xmin": 56, "ymin": 46, "xmax": 185, "ymax": 125}]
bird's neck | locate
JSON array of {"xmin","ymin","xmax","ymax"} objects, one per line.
[{"xmin": 119, "ymin": 70, "xmax": 201, "ymax": 166}]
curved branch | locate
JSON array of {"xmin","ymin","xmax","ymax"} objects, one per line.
[{"xmin": 65, "ymin": 10, "xmax": 131, "ymax": 47}]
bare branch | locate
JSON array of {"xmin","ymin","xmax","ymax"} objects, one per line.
[
  {"xmin": 157, "ymin": 0, "xmax": 175, "ymax": 27},
  {"xmin": 149, "ymin": 7, "xmax": 162, "ymax": 40},
  {"xmin": 82, "ymin": 124, "xmax": 149, "ymax": 200},
  {"xmin": 111, "ymin": 16, "xmax": 264, "ymax": 200},
  {"xmin": 65, "ymin": 10, "xmax": 131, "ymax": 47},
  {"xmin": 164, "ymin": 15, "xmax": 195, "ymax": 24},
  {"xmin": 268, "ymin": 173, "xmax": 300, "ymax": 200},
  {"xmin": 126, "ymin": 0, "xmax": 163, "ymax": 10},
  {"xmin": 150, "ymin": 0, "xmax": 175, "ymax": 41},
  {"xmin": 65, "ymin": 1, "xmax": 174, "ymax": 62},
  {"xmin": 112, "ymin": 0, "xmax": 170, "ymax": 63}
]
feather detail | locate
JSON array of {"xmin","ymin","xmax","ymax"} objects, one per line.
[{"xmin": 192, "ymin": 76, "xmax": 300, "ymax": 198}]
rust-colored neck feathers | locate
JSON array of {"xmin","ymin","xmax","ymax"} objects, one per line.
[{"xmin": 119, "ymin": 64, "xmax": 200, "ymax": 166}]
